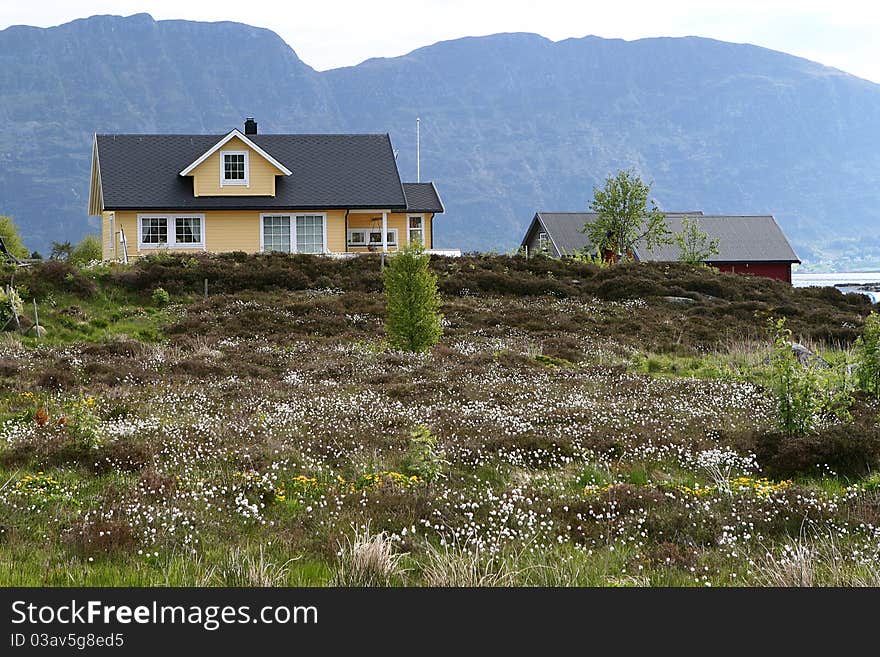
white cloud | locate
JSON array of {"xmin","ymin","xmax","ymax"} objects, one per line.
[{"xmin": 2, "ymin": 0, "xmax": 880, "ymax": 81}]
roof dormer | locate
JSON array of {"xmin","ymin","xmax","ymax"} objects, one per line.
[{"xmin": 179, "ymin": 123, "xmax": 291, "ymax": 198}]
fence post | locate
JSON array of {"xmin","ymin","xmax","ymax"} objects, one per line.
[{"xmin": 33, "ymin": 299, "xmax": 40, "ymax": 338}]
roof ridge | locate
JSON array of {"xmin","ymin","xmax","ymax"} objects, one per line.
[{"xmin": 96, "ymin": 133, "xmax": 392, "ymax": 138}]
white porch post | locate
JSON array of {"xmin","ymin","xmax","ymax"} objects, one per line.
[{"xmin": 381, "ymin": 211, "xmax": 388, "ymax": 253}]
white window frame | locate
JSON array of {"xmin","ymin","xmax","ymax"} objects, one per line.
[
  {"xmin": 407, "ymin": 214, "xmax": 425, "ymax": 246},
  {"xmin": 347, "ymin": 229, "xmax": 368, "ymax": 247},
  {"xmin": 108, "ymin": 212, "xmax": 115, "ymax": 257},
  {"xmin": 220, "ymin": 150, "xmax": 249, "ymax": 187},
  {"xmin": 260, "ymin": 214, "xmax": 292, "ymax": 253},
  {"xmin": 538, "ymin": 231, "xmax": 550, "ymax": 252},
  {"xmin": 294, "ymin": 214, "xmax": 329, "ymax": 254},
  {"xmin": 137, "ymin": 213, "xmax": 206, "ymax": 251},
  {"xmin": 355, "ymin": 228, "xmax": 397, "ymax": 247},
  {"xmin": 260, "ymin": 213, "xmax": 328, "ymax": 254}
]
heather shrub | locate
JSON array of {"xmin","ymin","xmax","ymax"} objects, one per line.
[
  {"xmin": 12, "ymin": 260, "xmax": 97, "ymax": 298},
  {"xmin": 742, "ymin": 404, "xmax": 880, "ymax": 478},
  {"xmin": 63, "ymin": 515, "xmax": 137, "ymax": 557}
]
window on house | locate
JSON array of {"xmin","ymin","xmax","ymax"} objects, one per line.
[
  {"xmin": 408, "ymin": 216, "xmax": 424, "ymax": 246},
  {"xmin": 538, "ymin": 231, "xmax": 550, "ymax": 253},
  {"xmin": 368, "ymin": 230, "xmax": 397, "ymax": 245},
  {"xmin": 296, "ymin": 215, "xmax": 325, "ymax": 254},
  {"xmin": 262, "ymin": 215, "xmax": 291, "ymax": 252},
  {"xmin": 221, "ymin": 151, "xmax": 248, "ymax": 186},
  {"xmin": 347, "ymin": 229, "xmax": 367, "ymax": 246},
  {"xmin": 348, "ymin": 228, "xmax": 397, "ymax": 247},
  {"xmin": 141, "ymin": 217, "xmax": 168, "ymax": 245},
  {"xmin": 139, "ymin": 215, "xmax": 205, "ymax": 249},
  {"xmin": 175, "ymin": 217, "xmax": 202, "ymax": 244}
]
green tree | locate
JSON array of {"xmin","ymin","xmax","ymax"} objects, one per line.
[
  {"xmin": 0, "ymin": 215, "xmax": 30, "ymax": 259},
  {"xmin": 854, "ymin": 311, "xmax": 880, "ymax": 397},
  {"xmin": 50, "ymin": 241, "xmax": 72, "ymax": 261},
  {"xmin": 383, "ymin": 244, "xmax": 443, "ymax": 352},
  {"xmin": 675, "ymin": 215, "xmax": 720, "ymax": 264},
  {"xmin": 69, "ymin": 234, "xmax": 102, "ymax": 266},
  {"xmin": 584, "ymin": 169, "xmax": 671, "ymax": 262}
]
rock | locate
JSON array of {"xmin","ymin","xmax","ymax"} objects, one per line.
[
  {"xmin": 663, "ymin": 296, "xmax": 696, "ymax": 305},
  {"xmin": 33, "ymin": 325, "xmax": 47, "ymax": 338},
  {"xmin": 791, "ymin": 342, "xmax": 830, "ymax": 368}
]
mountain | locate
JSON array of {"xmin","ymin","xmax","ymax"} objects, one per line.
[{"xmin": 2, "ymin": 13, "xmax": 880, "ymax": 267}]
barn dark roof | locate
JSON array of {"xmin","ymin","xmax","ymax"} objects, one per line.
[
  {"xmin": 402, "ymin": 183, "xmax": 444, "ymax": 213},
  {"xmin": 94, "ymin": 132, "xmax": 417, "ymax": 211},
  {"xmin": 524, "ymin": 212, "xmax": 699, "ymax": 257},
  {"xmin": 636, "ymin": 215, "xmax": 800, "ymax": 263},
  {"xmin": 523, "ymin": 212, "xmax": 799, "ymax": 263}
]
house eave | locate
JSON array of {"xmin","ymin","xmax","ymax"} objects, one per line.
[{"xmin": 101, "ymin": 203, "xmax": 410, "ymax": 212}]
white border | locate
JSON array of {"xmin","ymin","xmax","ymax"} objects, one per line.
[
  {"xmin": 407, "ymin": 214, "xmax": 425, "ymax": 246},
  {"xmin": 137, "ymin": 213, "xmax": 207, "ymax": 251},
  {"xmin": 260, "ymin": 213, "xmax": 328, "ymax": 254},
  {"xmin": 347, "ymin": 227, "xmax": 398, "ymax": 247},
  {"xmin": 220, "ymin": 150, "xmax": 249, "ymax": 187}
]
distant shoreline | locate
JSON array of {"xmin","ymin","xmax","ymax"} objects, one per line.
[
  {"xmin": 792, "ymin": 272, "xmax": 880, "ymax": 302},
  {"xmin": 792, "ymin": 272, "xmax": 880, "ymax": 287}
]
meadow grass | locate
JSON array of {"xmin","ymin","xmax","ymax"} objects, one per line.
[{"xmin": 0, "ymin": 256, "xmax": 877, "ymax": 586}]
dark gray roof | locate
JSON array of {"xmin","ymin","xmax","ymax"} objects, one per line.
[
  {"xmin": 524, "ymin": 212, "xmax": 799, "ymax": 263},
  {"xmin": 635, "ymin": 215, "xmax": 799, "ymax": 263},
  {"xmin": 402, "ymin": 183, "xmax": 444, "ymax": 213},
  {"xmin": 524, "ymin": 212, "xmax": 699, "ymax": 256},
  {"xmin": 95, "ymin": 133, "xmax": 414, "ymax": 210}
]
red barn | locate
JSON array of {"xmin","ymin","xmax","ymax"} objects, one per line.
[{"xmin": 521, "ymin": 212, "xmax": 800, "ymax": 283}]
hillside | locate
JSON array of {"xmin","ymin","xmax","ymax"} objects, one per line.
[
  {"xmin": 0, "ymin": 255, "xmax": 878, "ymax": 586},
  {"xmin": 3, "ymin": 14, "xmax": 880, "ymax": 267}
]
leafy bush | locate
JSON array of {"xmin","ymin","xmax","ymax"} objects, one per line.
[
  {"xmin": 383, "ymin": 245, "xmax": 442, "ymax": 352},
  {"xmin": 69, "ymin": 234, "xmax": 102, "ymax": 266},
  {"xmin": 0, "ymin": 215, "xmax": 30, "ymax": 259},
  {"xmin": 854, "ymin": 311, "xmax": 880, "ymax": 397},
  {"xmin": 404, "ymin": 425, "xmax": 448, "ymax": 483},
  {"xmin": 151, "ymin": 287, "xmax": 171, "ymax": 306},
  {"xmin": 0, "ymin": 286, "xmax": 23, "ymax": 326},
  {"xmin": 768, "ymin": 318, "xmax": 851, "ymax": 436}
]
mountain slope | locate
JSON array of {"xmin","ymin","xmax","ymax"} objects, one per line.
[
  {"xmin": 2, "ymin": 13, "xmax": 879, "ymax": 264},
  {"xmin": 0, "ymin": 13, "xmax": 339, "ymax": 248},
  {"xmin": 327, "ymin": 32, "xmax": 880, "ymax": 255}
]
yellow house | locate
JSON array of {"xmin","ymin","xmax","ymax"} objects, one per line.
[{"xmin": 88, "ymin": 118, "xmax": 446, "ymax": 260}]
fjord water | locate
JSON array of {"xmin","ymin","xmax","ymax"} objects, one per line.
[
  {"xmin": 793, "ymin": 272, "xmax": 880, "ymax": 303},
  {"xmin": 792, "ymin": 273, "xmax": 880, "ymax": 287}
]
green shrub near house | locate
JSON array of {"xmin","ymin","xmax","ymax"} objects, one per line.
[{"xmin": 383, "ymin": 244, "xmax": 443, "ymax": 352}]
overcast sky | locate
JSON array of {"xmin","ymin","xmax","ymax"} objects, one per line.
[{"xmin": 2, "ymin": 1, "xmax": 879, "ymax": 82}]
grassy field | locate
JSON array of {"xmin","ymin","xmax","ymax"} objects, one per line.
[{"xmin": 0, "ymin": 254, "xmax": 878, "ymax": 586}]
